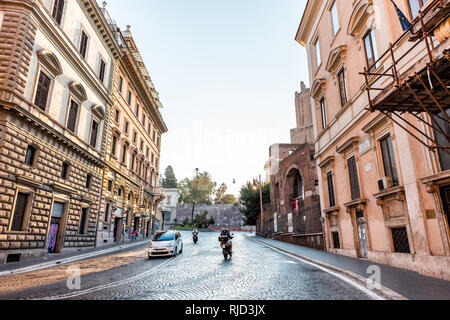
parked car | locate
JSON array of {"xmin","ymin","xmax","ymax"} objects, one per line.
[{"xmin": 148, "ymin": 231, "xmax": 183, "ymax": 259}]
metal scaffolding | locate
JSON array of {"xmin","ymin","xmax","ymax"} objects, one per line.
[{"xmin": 361, "ymin": 0, "xmax": 449, "ymax": 154}]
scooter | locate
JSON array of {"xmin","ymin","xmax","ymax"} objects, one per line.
[{"xmin": 219, "ymin": 234, "xmax": 233, "ymax": 260}]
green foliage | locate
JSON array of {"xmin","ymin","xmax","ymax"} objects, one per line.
[
  {"xmin": 181, "ymin": 217, "xmax": 190, "ymax": 226},
  {"xmin": 178, "ymin": 169, "xmax": 217, "ymax": 205},
  {"xmin": 214, "ymin": 183, "xmax": 228, "ymax": 204},
  {"xmin": 192, "ymin": 210, "xmax": 215, "ymax": 229},
  {"xmin": 239, "ymin": 179, "xmax": 270, "ymax": 226},
  {"xmin": 162, "ymin": 165, "xmax": 178, "ymax": 188},
  {"xmin": 222, "ymin": 194, "xmax": 238, "ymax": 204}
]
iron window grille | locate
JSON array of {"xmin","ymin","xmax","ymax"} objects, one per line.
[{"xmin": 391, "ymin": 227, "xmax": 411, "ymax": 254}]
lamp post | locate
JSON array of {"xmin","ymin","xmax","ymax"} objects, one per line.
[
  {"xmin": 191, "ymin": 168, "xmax": 200, "ymax": 224},
  {"xmin": 253, "ymin": 175, "xmax": 264, "ymax": 236}
]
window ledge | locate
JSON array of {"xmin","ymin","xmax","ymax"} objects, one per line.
[
  {"xmin": 344, "ymin": 198, "xmax": 367, "ymax": 209},
  {"xmin": 324, "ymin": 206, "xmax": 340, "ymax": 216},
  {"xmin": 373, "ymin": 186, "xmax": 405, "ymax": 200}
]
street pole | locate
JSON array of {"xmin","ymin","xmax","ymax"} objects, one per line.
[
  {"xmin": 259, "ymin": 174, "xmax": 264, "ymax": 237},
  {"xmin": 191, "ymin": 169, "xmax": 199, "ymax": 224}
]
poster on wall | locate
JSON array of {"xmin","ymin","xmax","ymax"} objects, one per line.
[
  {"xmin": 288, "ymin": 213, "xmax": 293, "ymax": 233},
  {"xmin": 274, "ymin": 212, "xmax": 278, "ymax": 233}
]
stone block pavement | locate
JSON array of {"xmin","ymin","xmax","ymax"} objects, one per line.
[{"xmin": 252, "ymin": 235, "xmax": 450, "ymax": 300}]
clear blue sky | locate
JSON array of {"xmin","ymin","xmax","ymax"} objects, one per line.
[{"xmin": 102, "ymin": 0, "xmax": 309, "ymax": 196}]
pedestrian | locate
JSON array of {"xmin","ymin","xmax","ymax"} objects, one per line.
[{"xmin": 132, "ymin": 228, "xmax": 136, "ymax": 241}]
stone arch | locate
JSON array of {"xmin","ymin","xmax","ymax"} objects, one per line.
[
  {"xmin": 69, "ymin": 82, "xmax": 88, "ymax": 102},
  {"xmin": 347, "ymin": 0, "xmax": 374, "ymax": 37},
  {"xmin": 37, "ymin": 50, "xmax": 63, "ymax": 76},
  {"xmin": 284, "ymin": 166, "xmax": 305, "ymax": 205},
  {"xmin": 91, "ymin": 104, "xmax": 105, "ymax": 120}
]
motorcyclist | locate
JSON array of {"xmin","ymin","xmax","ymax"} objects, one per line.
[
  {"xmin": 218, "ymin": 228, "xmax": 233, "ymax": 252},
  {"xmin": 193, "ymin": 228, "xmax": 199, "ymax": 236}
]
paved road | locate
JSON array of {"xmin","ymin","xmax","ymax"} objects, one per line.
[{"xmin": 0, "ymin": 231, "xmax": 375, "ymax": 300}]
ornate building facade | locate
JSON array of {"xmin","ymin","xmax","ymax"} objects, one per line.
[
  {"xmin": 95, "ymin": 5, "xmax": 167, "ymax": 246},
  {"xmin": 296, "ymin": 0, "xmax": 449, "ymax": 279},
  {"xmin": 0, "ymin": 0, "xmax": 120, "ymax": 263}
]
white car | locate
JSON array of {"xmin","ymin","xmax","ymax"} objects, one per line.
[{"xmin": 148, "ymin": 231, "xmax": 183, "ymax": 259}]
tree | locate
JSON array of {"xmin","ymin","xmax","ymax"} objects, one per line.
[
  {"xmin": 214, "ymin": 183, "xmax": 228, "ymax": 204},
  {"xmin": 222, "ymin": 194, "xmax": 238, "ymax": 205},
  {"xmin": 192, "ymin": 210, "xmax": 215, "ymax": 229},
  {"xmin": 239, "ymin": 179, "xmax": 270, "ymax": 226},
  {"xmin": 162, "ymin": 165, "xmax": 177, "ymax": 188},
  {"xmin": 178, "ymin": 169, "xmax": 217, "ymax": 205}
]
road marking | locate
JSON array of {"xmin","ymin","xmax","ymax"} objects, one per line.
[
  {"xmin": 0, "ymin": 241, "xmax": 148, "ymax": 278},
  {"xmin": 36, "ymin": 245, "xmax": 189, "ymax": 300},
  {"xmin": 253, "ymin": 239, "xmax": 385, "ymax": 300}
]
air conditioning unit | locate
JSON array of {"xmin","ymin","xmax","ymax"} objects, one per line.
[{"xmin": 378, "ymin": 176, "xmax": 393, "ymax": 192}]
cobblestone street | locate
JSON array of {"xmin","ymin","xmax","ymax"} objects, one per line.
[{"xmin": 0, "ymin": 231, "xmax": 375, "ymax": 300}]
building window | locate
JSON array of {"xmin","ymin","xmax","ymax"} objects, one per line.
[
  {"xmin": 115, "ymin": 109, "xmax": 120, "ymax": 123},
  {"xmin": 79, "ymin": 30, "xmax": 89, "ymax": 59},
  {"xmin": 52, "ymin": 0, "xmax": 65, "ymax": 25},
  {"xmin": 34, "ymin": 71, "xmax": 51, "ymax": 111},
  {"xmin": 380, "ymin": 135, "xmax": 399, "ymax": 186},
  {"xmin": 320, "ymin": 97, "xmax": 327, "ymax": 129},
  {"xmin": 118, "ymin": 76, "xmax": 123, "ymax": 93},
  {"xmin": 330, "ymin": 0, "xmax": 339, "ymax": 36},
  {"xmin": 408, "ymin": 0, "xmax": 425, "ymax": 20},
  {"xmin": 99, "ymin": 58, "xmax": 106, "ymax": 82},
  {"xmin": 147, "ymin": 122, "xmax": 151, "ymax": 134},
  {"xmin": 124, "ymin": 120, "xmax": 129, "ymax": 135},
  {"xmin": 67, "ymin": 100, "xmax": 79, "ymax": 133},
  {"xmin": 86, "ymin": 174, "xmax": 93, "ymax": 189},
  {"xmin": 107, "ymin": 180, "xmax": 113, "ymax": 192},
  {"xmin": 327, "ymin": 171, "xmax": 336, "ymax": 208},
  {"xmin": 127, "ymin": 91, "xmax": 132, "ymax": 105},
  {"xmin": 433, "ymin": 111, "xmax": 450, "ymax": 172},
  {"xmin": 24, "ymin": 145, "xmax": 36, "ymax": 166},
  {"xmin": 90, "ymin": 120, "xmax": 99, "ymax": 148},
  {"xmin": 146, "ymin": 147, "xmax": 149, "ymax": 159},
  {"xmin": 131, "ymin": 153, "xmax": 136, "ymax": 171},
  {"xmin": 111, "ymin": 135, "xmax": 118, "ymax": 156},
  {"xmin": 61, "ymin": 162, "xmax": 69, "ymax": 180},
  {"xmin": 10, "ymin": 192, "xmax": 30, "ymax": 231},
  {"xmin": 78, "ymin": 208, "xmax": 89, "ymax": 235},
  {"xmin": 391, "ymin": 227, "xmax": 411, "ymax": 253},
  {"xmin": 363, "ymin": 29, "xmax": 378, "ymax": 71},
  {"xmin": 332, "ymin": 232, "xmax": 340, "ymax": 249},
  {"xmin": 314, "ymin": 38, "xmax": 321, "ymax": 69},
  {"xmin": 337, "ymin": 69, "xmax": 348, "ymax": 107},
  {"xmin": 347, "ymin": 156, "xmax": 361, "ymax": 200},
  {"xmin": 105, "ymin": 203, "xmax": 111, "ymax": 224},
  {"xmin": 142, "ymin": 114, "xmax": 146, "ymax": 127},
  {"xmin": 135, "ymin": 104, "xmax": 140, "ymax": 117},
  {"xmin": 140, "ymin": 139, "xmax": 144, "ymax": 151},
  {"xmin": 133, "ymin": 131, "xmax": 137, "ymax": 144},
  {"xmin": 122, "ymin": 144, "xmax": 128, "ymax": 164}
]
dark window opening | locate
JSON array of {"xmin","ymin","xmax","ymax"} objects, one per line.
[
  {"xmin": 107, "ymin": 180, "xmax": 113, "ymax": 192},
  {"xmin": 380, "ymin": 135, "xmax": 399, "ymax": 185},
  {"xmin": 348, "ymin": 156, "xmax": 361, "ymax": 200},
  {"xmin": 25, "ymin": 145, "xmax": 36, "ymax": 166},
  {"xmin": 111, "ymin": 135, "xmax": 118, "ymax": 156},
  {"xmin": 52, "ymin": 0, "xmax": 65, "ymax": 25},
  {"xmin": 34, "ymin": 72, "xmax": 51, "ymax": 111},
  {"xmin": 433, "ymin": 110, "xmax": 450, "ymax": 172},
  {"xmin": 391, "ymin": 227, "xmax": 411, "ymax": 254},
  {"xmin": 79, "ymin": 208, "xmax": 89, "ymax": 235},
  {"xmin": 327, "ymin": 171, "xmax": 336, "ymax": 208},
  {"xmin": 11, "ymin": 192, "xmax": 29, "ymax": 231},
  {"xmin": 338, "ymin": 69, "xmax": 348, "ymax": 107},
  {"xmin": 99, "ymin": 59, "xmax": 106, "ymax": 82},
  {"xmin": 90, "ymin": 120, "xmax": 99, "ymax": 148},
  {"xmin": 79, "ymin": 31, "xmax": 89, "ymax": 59},
  {"xmin": 86, "ymin": 174, "xmax": 93, "ymax": 189},
  {"xmin": 67, "ymin": 100, "xmax": 79, "ymax": 133},
  {"xmin": 118, "ymin": 76, "xmax": 123, "ymax": 92},
  {"xmin": 363, "ymin": 29, "xmax": 378, "ymax": 71},
  {"xmin": 320, "ymin": 97, "xmax": 327, "ymax": 129},
  {"xmin": 61, "ymin": 162, "xmax": 69, "ymax": 180},
  {"xmin": 6, "ymin": 254, "xmax": 21, "ymax": 263},
  {"xmin": 332, "ymin": 232, "xmax": 340, "ymax": 249}
]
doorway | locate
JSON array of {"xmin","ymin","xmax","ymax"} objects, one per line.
[
  {"xmin": 114, "ymin": 217, "xmax": 123, "ymax": 243},
  {"xmin": 356, "ymin": 210, "xmax": 368, "ymax": 258},
  {"xmin": 46, "ymin": 201, "xmax": 65, "ymax": 254},
  {"xmin": 440, "ymin": 185, "xmax": 450, "ymax": 232}
]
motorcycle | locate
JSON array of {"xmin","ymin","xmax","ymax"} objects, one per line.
[
  {"xmin": 219, "ymin": 234, "xmax": 233, "ymax": 260},
  {"xmin": 193, "ymin": 232, "xmax": 198, "ymax": 244}
]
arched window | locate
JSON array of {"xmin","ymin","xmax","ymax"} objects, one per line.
[{"xmin": 293, "ymin": 171, "xmax": 305, "ymax": 200}]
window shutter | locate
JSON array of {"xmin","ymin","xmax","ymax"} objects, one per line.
[
  {"xmin": 67, "ymin": 101, "xmax": 78, "ymax": 132},
  {"xmin": 35, "ymin": 72, "xmax": 51, "ymax": 111},
  {"xmin": 348, "ymin": 156, "xmax": 361, "ymax": 200},
  {"xmin": 11, "ymin": 193, "xmax": 29, "ymax": 231}
]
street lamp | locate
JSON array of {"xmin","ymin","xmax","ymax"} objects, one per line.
[{"xmin": 254, "ymin": 175, "xmax": 264, "ymax": 236}]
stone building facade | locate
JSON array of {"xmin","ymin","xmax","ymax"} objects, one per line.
[
  {"xmin": 296, "ymin": 0, "xmax": 449, "ymax": 279},
  {"xmin": 0, "ymin": 0, "xmax": 120, "ymax": 263},
  {"xmin": 263, "ymin": 82, "xmax": 323, "ymax": 250},
  {"xmin": 157, "ymin": 188, "xmax": 180, "ymax": 230},
  {"xmin": 95, "ymin": 5, "xmax": 167, "ymax": 246}
]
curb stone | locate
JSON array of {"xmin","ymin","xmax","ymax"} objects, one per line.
[{"xmin": 251, "ymin": 236, "xmax": 407, "ymax": 300}]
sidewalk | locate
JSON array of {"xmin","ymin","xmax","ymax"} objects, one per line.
[
  {"xmin": 0, "ymin": 238, "xmax": 150, "ymax": 278},
  {"xmin": 252, "ymin": 236, "xmax": 450, "ymax": 300}
]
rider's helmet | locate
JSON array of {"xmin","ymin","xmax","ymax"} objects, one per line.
[{"xmin": 221, "ymin": 228, "xmax": 230, "ymax": 235}]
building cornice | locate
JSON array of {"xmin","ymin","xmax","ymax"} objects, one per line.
[{"xmin": 295, "ymin": 0, "xmax": 324, "ymax": 46}]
